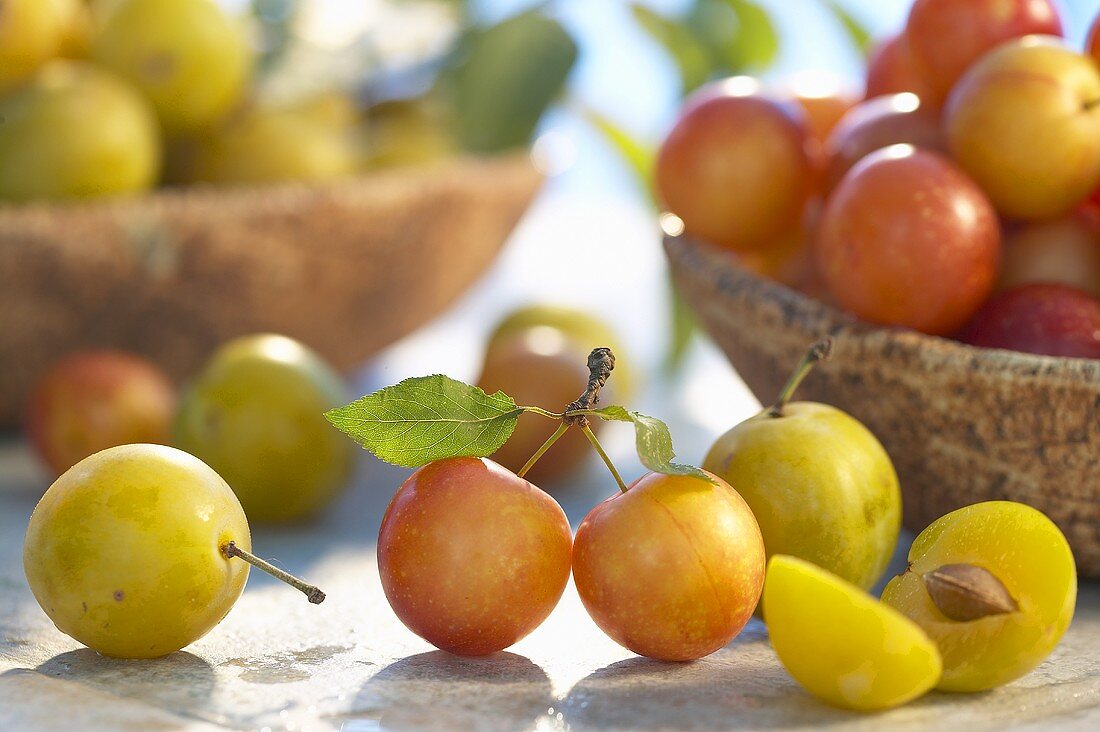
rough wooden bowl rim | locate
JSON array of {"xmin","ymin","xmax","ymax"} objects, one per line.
[
  {"xmin": 0, "ymin": 153, "xmax": 531, "ymax": 221},
  {"xmin": 666, "ymin": 233, "xmax": 1100, "ymax": 385}
]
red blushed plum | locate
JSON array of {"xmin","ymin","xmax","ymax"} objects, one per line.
[
  {"xmin": 377, "ymin": 457, "xmax": 572, "ymax": 656},
  {"xmin": 905, "ymin": 0, "xmax": 1062, "ymax": 101},
  {"xmin": 822, "ymin": 92, "xmax": 945, "ymax": 194},
  {"xmin": 572, "ymin": 471, "xmax": 765, "ymax": 662},
  {"xmin": 864, "ymin": 34, "xmax": 939, "ymax": 106},
  {"xmin": 656, "ymin": 77, "xmax": 815, "ymax": 252},
  {"xmin": 958, "ymin": 283, "xmax": 1100, "ymax": 358},
  {"xmin": 26, "ymin": 349, "xmax": 176, "ymax": 476},
  {"xmin": 816, "ymin": 146, "xmax": 1001, "ymax": 336}
]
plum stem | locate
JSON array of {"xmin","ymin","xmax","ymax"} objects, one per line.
[
  {"xmin": 582, "ymin": 424, "xmax": 628, "ymax": 493},
  {"xmin": 518, "ymin": 422, "xmax": 570, "ymax": 479},
  {"xmin": 766, "ymin": 337, "xmax": 833, "ymax": 418},
  {"xmin": 222, "ymin": 541, "xmax": 326, "ymax": 604},
  {"xmin": 563, "ymin": 348, "xmax": 616, "ymax": 427}
]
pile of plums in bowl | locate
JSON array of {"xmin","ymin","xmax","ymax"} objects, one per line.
[{"xmin": 659, "ymin": 0, "xmax": 1100, "ymax": 575}]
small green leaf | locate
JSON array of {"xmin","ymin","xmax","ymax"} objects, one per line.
[
  {"xmin": 325, "ymin": 375, "xmax": 523, "ymax": 468},
  {"xmin": 587, "ymin": 405, "xmax": 712, "ymax": 481},
  {"xmin": 722, "ymin": 0, "xmax": 779, "ymax": 71},
  {"xmin": 819, "ymin": 0, "xmax": 873, "ymax": 57},
  {"xmin": 446, "ymin": 10, "xmax": 578, "ymax": 153},
  {"xmin": 580, "ymin": 106, "xmax": 657, "ymax": 205},
  {"xmin": 631, "ymin": 4, "xmax": 712, "ymax": 93}
]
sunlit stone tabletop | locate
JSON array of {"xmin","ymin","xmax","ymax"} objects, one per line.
[{"xmin": 1, "ymin": 418, "xmax": 1099, "ymax": 731}]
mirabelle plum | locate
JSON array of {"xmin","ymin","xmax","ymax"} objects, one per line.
[
  {"xmin": 864, "ymin": 34, "xmax": 939, "ymax": 106},
  {"xmin": 822, "ymin": 93, "xmax": 944, "ymax": 194},
  {"xmin": 25, "ymin": 350, "xmax": 176, "ymax": 477},
  {"xmin": 191, "ymin": 103, "xmax": 361, "ymax": 186},
  {"xmin": 477, "ymin": 306, "xmax": 627, "ymax": 485},
  {"xmin": 816, "ymin": 145, "xmax": 1001, "ymax": 335},
  {"xmin": 92, "ymin": 0, "xmax": 251, "ymax": 134},
  {"xmin": 944, "ymin": 36, "xmax": 1100, "ymax": 221},
  {"xmin": 572, "ymin": 471, "xmax": 765, "ymax": 662},
  {"xmin": 0, "ymin": 0, "xmax": 73, "ymax": 94},
  {"xmin": 174, "ymin": 335, "xmax": 355, "ymax": 522},
  {"xmin": 656, "ymin": 77, "xmax": 815, "ymax": 252},
  {"xmin": 957, "ymin": 283, "xmax": 1100, "ymax": 358},
  {"xmin": 377, "ymin": 457, "xmax": 572, "ymax": 656},
  {"xmin": 765, "ymin": 555, "xmax": 942, "ymax": 711},
  {"xmin": 0, "ymin": 61, "xmax": 160, "ymax": 201},
  {"xmin": 881, "ymin": 501, "xmax": 1076, "ymax": 692},
  {"xmin": 906, "ymin": 0, "xmax": 1062, "ymax": 100},
  {"xmin": 999, "ymin": 216, "xmax": 1100, "ymax": 297},
  {"xmin": 23, "ymin": 444, "xmax": 251, "ymax": 659}
]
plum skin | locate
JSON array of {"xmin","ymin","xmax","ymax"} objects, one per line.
[{"xmin": 377, "ymin": 457, "xmax": 573, "ymax": 656}]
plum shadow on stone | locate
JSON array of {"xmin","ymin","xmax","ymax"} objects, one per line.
[{"xmin": 343, "ymin": 650, "xmax": 553, "ymax": 732}]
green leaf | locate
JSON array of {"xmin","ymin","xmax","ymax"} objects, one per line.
[
  {"xmin": 580, "ymin": 106, "xmax": 657, "ymax": 205},
  {"xmin": 446, "ymin": 10, "xmax": 578, "ymax": 153},
  {"xmin": 630, "ymin": 4, "xmax": 712, "ymax": 93},
  {"xmin": 587, "ymin": 406, "xmax": 712, "ymax": 481},
  {"xmin": 325, "ymin": 375, "xmax": 523, "ymax": 468},
  {"xmin": 684, "ymin": 0, "xmax": 739, "ymax": 73},
  {"xmin": 819, "ymin": 0, "xmax": 872, "ymax": 56},
  {"xmin": 722, "ymin": 0, "xmax": 779, "ymax": 71}
]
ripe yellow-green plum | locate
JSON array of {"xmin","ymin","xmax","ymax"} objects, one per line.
[
  {"xmin": 0, "ymin": 0, "xmax": 75, "ymax": 94},
  {"xmin": 377, "ymin": 457, "xmax": 572, "ymax": 656},
  {"xmin": 25, "ymin": 350, "xmax": 177, "ymax": 477},
  {"xmin": 0, "ymin": 61, "xmax": 160, "ymax": 201},
  {"xmin": 703, "ymin": 341, "xmax": 901, "ymax": 593},
  {"xmin": 477, "ymin": 305, "xmax": 628, "ymax": 485},
  {"xmin": 366, "ymin": 98, "xmax": 456, "ymax": 169},
  {"xmin": 882, "ymin": 501, "xmax": 1077, "ymax": 692},
  {"xmin": 945, "ymin": 37, "xmax": 1100, "ymax": 221},
  {"xmin": 572, "ymin": 470, "xmax": 765, "ymax": 662},
  {"xmin": 190, "ymin": 102, "xmax": 361, "ymax": 186},
  {"xmin": 91, "ymin": 0, "xmax": 251, "ymax": 135},
  {"xmin": 23, "ymin": 444, "xmax": 251, "ymax": 659},
  {"xmin": 765, "ymin": 555, "xmax": 942, "ymax": 711},
  {"xmin": 174, "ymin": 334, "xmax": 355, "ymax": 523}
]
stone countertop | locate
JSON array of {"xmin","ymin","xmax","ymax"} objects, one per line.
[{"xmin": 1, "ymin": 434, "xmax": 1099, "ymax": 732}]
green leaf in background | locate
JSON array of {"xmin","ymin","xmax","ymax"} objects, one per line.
[
  {"xmin": 684, "ymin": 0, "xmax": 738, "ymax": 75},
  {"xmin": 587, "ymin": 406, "xmax": 712, "ymax": 481},
  {"xmin": 631, "ymin": 4, "xmax": 712, "ymax": 93},
  {"xmin": 325, "ymin": 375, "xmax": 523, "ymax": 468},
  {"xmin": 580, "ymin": 106, "xmax": 657, "ymax": 204},
  {"xmin": 819, "ymin": 0, "xmax": 873, "ymax": 57},
  {"xmin": 447, "ymin": 10, "xmax": 578, "ymax": 153},
  {"xmin": 721, "ymin": 0, "xmax": 779, "ymax": 72}
]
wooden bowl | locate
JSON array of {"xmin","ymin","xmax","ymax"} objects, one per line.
[
  {"xmin": 666, "ymin": 234, "xmax": 1100, "ymax": 577},
  {"xmin": 0, "ymin": 154, "xmax": 541, "ymax": 427}
]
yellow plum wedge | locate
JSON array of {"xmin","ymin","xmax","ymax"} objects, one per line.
[{"xmin": 764, "ymin": 555, "xmax": 942, "ymax": 711}]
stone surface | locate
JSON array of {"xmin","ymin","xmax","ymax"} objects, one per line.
[{"xmin": 1, "ymin": 435, "xmax": 1098, "ymax": 732}]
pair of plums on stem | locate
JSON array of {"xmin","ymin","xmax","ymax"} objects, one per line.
[{"xmin": 328, "ymin": 337, "xmax": 901, "ymax": 662}]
